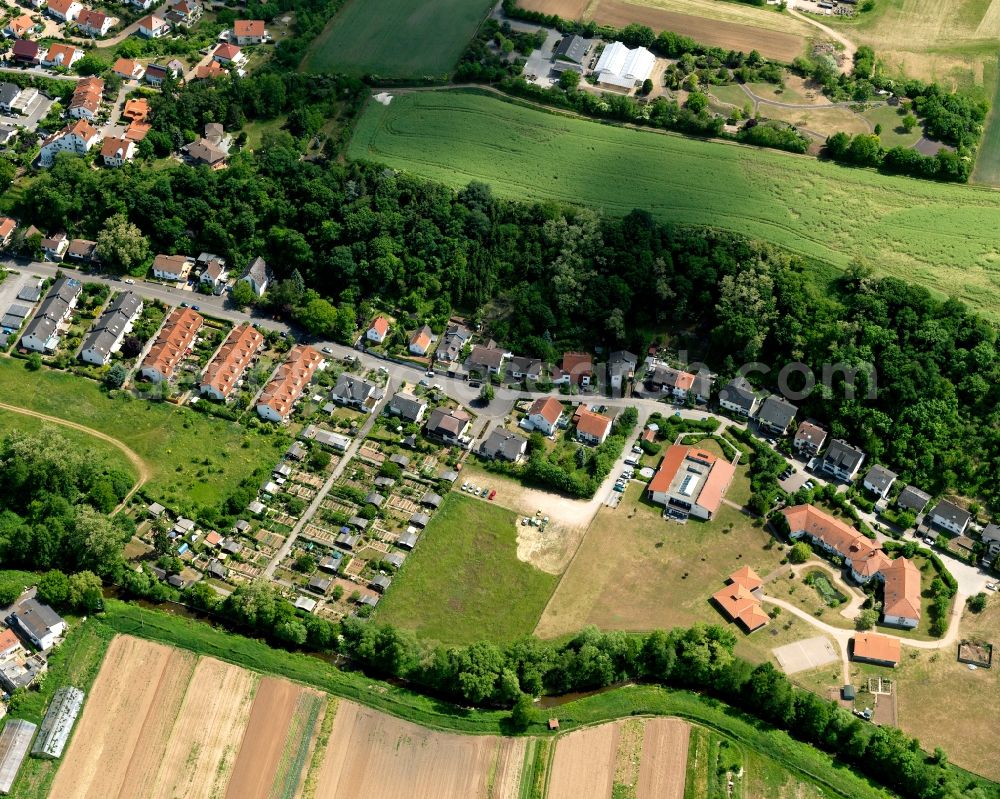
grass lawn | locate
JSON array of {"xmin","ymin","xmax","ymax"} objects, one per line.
[
  {"xmin": 374, "ymin": 492, "xmax": 559, "ymax": 644},
  {"xmin": 972, "ymin": 58, "xmax": 1000, "ymax": 185},
  {"xmin": 7, "ymin": 618, "xmax": 116, "ymax": 799},
  {"xmin": 535, "ymin": 483, "xmax": 787, "ymax": 644},
  {"xmin": 0, "ymin": 407, "xmax": 138, "ymax": 481},
  {"xmin": 349, "ymin": 90, "xmax": 1000, "ymax": 319},
  {"xmin": 0, "ymin": 357, "xmax": 288, "ymax": 512},
  {"xmin": 243, "ymin": 115, "xmax": 287, "ymax": 150},
  {"xmin": 863, "ymin": 104, "xmax": 923, "ymax": 149},
  {"xmin": 300, "ymin": 0, "xmax": 493, "ymax": 78}
]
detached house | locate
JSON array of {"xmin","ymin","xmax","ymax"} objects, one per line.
[
  {"xmin": 331, "ymin": 373, "xmax": 382, "ymax": 412},
  {"xmin": 80, "ymin": 291, "xmax": 142, "ymax": 365},
  {"xmin": 467, "ymin": 344, "xmax": 507, "ymax": 377},
  {"xmin": 12, "ymin": 39, "xmax": 42, "ymax": 65},
  {"xmin": 7, "ymin": 599, "xmax": 66, "ymax": 650},
  {"xmin": 5, "ymin": 14, "xmax": 37, "ymax": 38},
  {"xmin": 212, "ymin": 42, "xmax": 246, "ymax": 67},
  {"xmin": 0, "ymin": 217, "xmax": 16, "ymax": 248},
  {"xmin": 793, "ymin": 421, "xmax": 827, "ymax": 457},
  {"xmin": 929, "ymin": 500, "xmax": 971, "ymax": 536},
  {"xmin": 644, "ymin": 362, "xmax": 710, "ymax": 403},
  {"xmin": 607, "ymin": 350, "xmax": 638, "ymax": 392},
  {"xmin": 76, "ymin": 9, "xmax": 115, "ymax": 36},
  {"xmin": 756, "ymin": 395, "xmax": 797, "ymax": 436},
  {"xmin": 41, "ymin": 43, "xmax": 83, "ymax": 69},
  {"xmin": 152, "ymin": 253, "xmax": 193, "ymax": 281},
  {"xmin": 408, "ymin": 325, "xmax": 433, "ymax": 356},
  {"xmin": 819, "ymin": 439, "xmax": 866, "ymax": 482},
  {"xmin": 39, "ymin": 119, "xmax": 99, "ymax": 166},
  {"xmin": 508, "ymin": 355, "xmax": 542, "ymax": 383},
  {"xmin": 198, "ymin": 255, "xmax": 227, "ymax": 292},
  {"xmin": 434, "ymin": 322, "xmax": 470, "ymax": 362},
  {"xmin": 717, "ymin": 375, "xmax": 761, "ymax": 416},
  {"xmin": 137, "ymin": 13, "xmax": 170, "ymax": 37},
  {"xmin": 100, "ymin": 135, "xmax": 135, "ymax": 166},
  {"xmin": 233, "ymin": 18, "xmax": 267, "ymax": 44},
  {"xmin": 182, "ymin": 122, "xmax": 230, "ymax": 169},
  {"xmin": 387, "ymin": 390, "xmax": 427, "ymax": 423},
  {"xmin": 574, "ymin": 406, "xmax": 612, "ymax": 446},
  {"xmin": 239, "ymin": 256, "xmax": 272, "ymax": 297},
  {"xmin": 168, "ymin": 0, "xmax": 201, "ymax": 25},
  {"xmin": 69, "ymin": 76, "xmax": 103, "ymax": 119},
  {"xmin": 712, "ymin": 567, "xmax": 768, "ymax": 632},
  {"xmin": 896, "ymin": 485, "xmax": 931, "ymax": 515},
  {"xmin": 480, "ymin": 427, "xmax": 527, "ymax": 462},
  {"xmin": 46, "ymin": 0, "xmax": 82, "ymax": 22},
  {"xmin": 863, "ymin": 464, "xmax": 898, "ymax": 499},
  {"xmin": 113, "ymin": 58, "xmax": 144, "ymax": 80},
  {"xmin": 526, "ymin": 396, "xmax": 563, "ymax": 436},
  {"xmin": 556, "ymin": 351, "xmax": 593, "ymax": 387},
  {"xmin": 366, "ymin": 315, "xmax": 389, "ymax": 343},
  {"xmin": 425, "ymin": 406, "xmax": 471, "ymax": 444}
]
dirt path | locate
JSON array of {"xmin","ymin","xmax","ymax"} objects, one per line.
[
  {"xmin": 0, "ymin": 400, "xmax": 151, "ymax": 512},
  {"xmin": 786, "ymin": 3, "xmax": 856, "ymax": 72}
]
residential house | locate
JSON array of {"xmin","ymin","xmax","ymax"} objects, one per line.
[
  {"xmin": 819, "ymin": 439, "xmax": 866, "ymax": 482},
  {"xmin": 212, "ymin": 42, "xmax": 245, "ymax": 66},
  {"xmin": 711, "ymin": 567, "xmax": 768, "ymax": 632},
  {"xmin": 5, "ymin": 14, "xmax": 37, "ymax": 38},
  {"xmin": 574, "ymin": 406, "xmax": 612, "ymax": 446},
  {"xmin": 928, "ymin": 500, "xmax": 971, "ymax": 536},
  {"xmin": 408, "ymin": 324, "xmax": 433, "ymax": 356},
  {"xmin": 647, "ymin": 444, "xmax": 736, "ymax": 520},
  {"xmin": 79, "ymin": 291, "xmax": 142, "ymax": 365},
  {"xmin": 644, "ymin": 362, "xmax": 710, "ymax": 403},
  {"xmin": 896, "ymin": 485, "xmax": 931, "ymax": 515},
  {"xmin": 151, "ymin": 253, "xmax": 193, "ymax": 281},
  {"xmin": 46, "ymin": 0, "xmax": 82, "ymax": 23},
  {"xmin": 198, "ymin": 256, "xmax": 227, "ymax": 292},
  {"xmin": 607, "ymin": 350, "xmax": 638, "ymax": 392},
  {"xmin": 793, "ymin": 421, "xmax": 827, "ymax": 457},
  {"xmin": 112, "ymin": 57, "xmax": 144, "ymax": 80},
  {"xmin": 557, "ymin": 351, "xmax": 593, "ymax": 386},
  {"xmin": 143, "ymin": 63, "xmax": 172, "ymax": 86},
  {"xmin": 66, "ymin": 238, "xmax": 97, "ymax": 262},
  {"xmin": 256, "ymin": 344, "xmax": 323, "ymax": 421},
  {"xmin": 20, "ymin": 277, "xmax": 80, "ymax": 352},
  {"xmin": 387, "ymin": 390, "xmax": 427, "ymax": 423},
  {"xmin": 863, "ymin": 464, "xmax": 898, "ymax": 499},
  {"xmin": 121, "ymin": 97, "xmax": 149, "ymax": 123},
  {"xmin": 130, "ymin": 0, "xmax": 157, "ymax": 9},
  {"xmin": 781, "ymin": 504, "xmax": 921, "ymax": 628},
  {"xmin": 366, "ymin": 315, "xmax": 389, "ymax": 343},
  {"xmin": 100, "ymin": 135, "xmax": 135, "ymax": 166},
  {"xmin": 0, "ymin": 83, "xmax": 37, "ymax": 115},
  {"xmin": 7, "ymin": 599, "xmax": 66, "ymax": 650},
  {"xmin": 12, "ymin": 40, "xmax": 42, "ymax": 64},
  {"xmin": 182, "ymin": 122, "xmax": 230, "ymax": 169},
  {"xmin": 507, "ymin": 355, "xmax": 542, "ymax": 383},
  {"xmin": 331, "ymin": 373, "xmax": 382, "ymax": 411},
  {"xmin": 852, "ymin": 632, "xmax": 901, "ymax": 667},
  {"xmin": 168, "ymin": 0, "xmax": 201, "ymax": 25},
  {"xmin": 233, "ymin": 18, "xmax": 267, "ymax": 44},
  {"xmin": 480, "ymin": 427, "xmax": 527, "ymax": 462},
  {"xmin": 39, "ymin": 119, "xmax": 99, "ymax": 166},
  {"xmin": 239, "ymin": 256, "xmax": 271, "ymax": 297},
  {"xmin": 980, "ymin": 524, "xmax": 1000, "ymax": 546},
  {"xmin": 467, "ymin": 344, "xmax": 507, "ymax": 377},
  {"xmin": 434, "ymin": 322, "xmax": 471, "ymax": 362},
  {"xmin": 0, "ymin": 218, "xmax": 15, "ymax": 248},
  {"xmin": 137, "ymin": 13, "xmax": 170, "ymax": 37},
  {"xmin": 75, "ymin": 9, "xmax": 115, "ymax": 36},
  {"xmin": 200, "ymin": 323, "xmax": 263, "ymax": 400},
  {"xmin": 756, "ymin": 394, "xmax": 797, "ymax": 436},
  {"xmin": 194, "ymin": 59, "xmax": 227, "ymax": 80},
  {"xmin": 425, "ymin": 406, "xmax": 471, "ymax": 443},
  {"xmin": 69, "ymin": 76, "xmax": 103, "ymax": 119},
  {"xmin": 0, "ymin": 125, "xmax": 16, "ymax": 146},
  {"xmin": 41, "ymin": 232, "xmax": 69, "ymax": 261},
  {"xmin": 526, "ymin": 396, "xmax": 563, "ymax": 435},
  {"xmin": 140, "ymin": 307, "xmax": 203, "ymax": 382},
  {"xmin": 0, "ymin": 628, "xmax": 22, "ymax": 659}
]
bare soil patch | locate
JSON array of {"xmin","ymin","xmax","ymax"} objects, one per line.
[
  {"xmin": 637, "ymin": 718, "xmax": 690, "ymax": 799},
  {"xmin": 312, "ymin": 699, "xmax": 525, "ymax": 798},
  {"xmin": 520, "ymin": 0, "xmax": 589, "ymax": 16},
  {"xmin": 590, "ymin": 0, "xmax": 806, "ymax": 62},
  {"xmin": 225, "ymin": 677, "xmax": 315, "ymax": 799},
  {"xmin": 548, "ymin": 723, "xmax": 620, "ymax": 799},
  {"xmin": 149, "ymin": 657, "xmax": 257, "ymax": 799},
  {"xmin": 49, "ymin": 636, "xmax": 196, "ymax": 799}
]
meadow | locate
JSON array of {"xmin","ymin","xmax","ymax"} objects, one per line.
[
  {"xmin": 300, "ymin": 0, "xmax": 493, "ymax": 78},
  {"xmin": 349, "ymin": 90, "xmax": 1000, "ymax": 319},
  {"xmin": 374, "ymin": 492, "xmax": 559, "ymax": 644},
  {"xmin": 0, "ymin": 358, "xmax": 288, "ymax": 512}
]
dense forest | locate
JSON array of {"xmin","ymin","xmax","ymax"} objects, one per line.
[{"xmin": 16, "ymin": 106, "xmax": 1000, "ymax": 509}]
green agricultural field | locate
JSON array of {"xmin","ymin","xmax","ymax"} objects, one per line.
[
  {"xmin": 300, "ymin": 0, "xmax": 493, "ymax": 78},
  {"xmin": 972, "ymin": 60, "xmax": 1000, "ymax": 185},
  {"xmin": 0, "ymin": 358, "xmax": 288, "ymax": 512},
  {"xmin": 349, "ymin": 89, "xmax": 1000, "ymax": 319},
  {"xmin": 374, "ymin": 492, "xmax": 559, "ymax": 644}
]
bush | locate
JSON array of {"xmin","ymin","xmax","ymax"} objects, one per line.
[{"xmin": 788, "ymin": 542, "xmax": 811, "ymax": 564}]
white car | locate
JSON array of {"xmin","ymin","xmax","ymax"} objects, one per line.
[
  {"xmin": 985, "ymin": 583, "xmax": 997, "ymax": 591},
  {"xmin": 123, "ymin": 278, "xmax": 136, "ymax": 284}
]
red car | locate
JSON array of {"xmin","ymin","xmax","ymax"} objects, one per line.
[{"xmin": 488, "ymin": 489, "xmax": 496, "ymax": 501}]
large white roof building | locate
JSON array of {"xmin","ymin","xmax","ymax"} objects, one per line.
[{"xmin": 594, "ymin": 42, "xmax": 655, "ymax": 89}]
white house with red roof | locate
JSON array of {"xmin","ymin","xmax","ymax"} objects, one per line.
[
  {"xmin": 40, "ymin": 119, "xmax": 99, "ymax": 166},
  {"xmin": 212, "ymin": 42, "xmax": 246, "ymax": 66},
  {"xmin": 366, "ymin": 315, "xmax": 389, "ymax": 343},
  {"xmin": 137, "ymin": 13, "xmax": 170, "ymax": 37},
  {"xmin": 526, "ymin": 396, "xmax": 564, "ymax": 436},
  {"xmin": 233, "ymin": 18, "xmax": 267, "ymax": 44}
]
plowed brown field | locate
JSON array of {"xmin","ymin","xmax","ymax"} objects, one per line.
[
  {"xmin": 547, "ymin": 723, "xmax": 621, "ymax": 799},
  {"xmin": 48, "ymin": 636, "xmax": 197, "ymax": 799},
  {"xmin": 311, "ymin": 700, "xmax": 525, "ymax": 799},
  {"xmin": 637, "ymin": 718, "xmax": 690, "ymax": 799}
]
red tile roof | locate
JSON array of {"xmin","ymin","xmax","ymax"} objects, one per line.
[
  {"xmin": 234, "ymin": 19, "xmax": 264, "ymax": 37},
  {"xmin": 258, "ymin": 344, "xmax": 323, "ymax": 419},
  {"xmin": 647, "ymin": 445, "xmax": 735, "ymax": 517},
  {"xmin": 574, "ymin": 407, "xmax": 611, "ymax": 439},
  {"xmin": 0, "ymin": 217, "xmax": 16, "ymax": 239},
  {"xmin": 853, "ymin": 632, "xmax": 901, "ymax": 665},
  {"xmin": 201, "ymin": 323, "xmax": 264, "ymax": 399},
  {"xmin": 528, "ymin": 396, "xmax": 563, "ymax": 425},
  {"xmin": 882, "ymin": 557, "xmax": 921, "ymax": 622},
  {"xmin": 561, "ymin": 351, "xmax": 592, "ymax": 383},
  {"xmin": 369, "ymin": 315, "xmax": 389, "ymax": 337},
  {"xmin": 712, "ymin": 570, "xmax": 768, "ymax": 632},
  {"xmin": 141, "ymin": 307, "xmax": 204, "ymax": 380},
  {"xmin": 781, "ymin": 504, "xmax": 890, "ymax": 579}
]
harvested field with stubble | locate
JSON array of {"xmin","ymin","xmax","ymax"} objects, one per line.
[
  {"xmin": 145, "ymin": 657, "xmax": 256, "ymax": 799},
  {"xmin": 312, "ymin": 700, "xmax": 525, "ymax": 798},
  {"xmin": 48, "ymin": 636, "xmax": 197, "ymax": 799},
  {"xmin": 548, "ymin": 723, "xmax": 620, "ymax": 799}
]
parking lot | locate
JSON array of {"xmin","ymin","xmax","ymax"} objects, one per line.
[{"xmin": 0, "ymin": 92, "xmax": 56, "ymax": 134}]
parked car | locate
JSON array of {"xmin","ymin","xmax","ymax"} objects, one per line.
[
  {"xmin": 986, "ymin": 582, "xmax": 998, "ymax": 591},
  {"xmin": 488, "ymin": 489, "xmax": 496, "ymax": 500},
  {"xmin": 613, "ymin": 483, "xmax": 625, "ymax": 493},
  {"xmin": 426, "ymin": 370, "xmax": 435, "ymax": 377},
  {"xmin": 123, "ymin": 278, "xmax": 135, "ymax": 284},
  {"xmin": 322, "ymin": 346, "xmax": 334, "ymax": 354},
  {"xmin": 803, "ymin": 480, "xmax": 815, "ymax": 490},
  {"xmin": 192, "ymin": 305, "xmax": 200, "ymax": 311}
]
